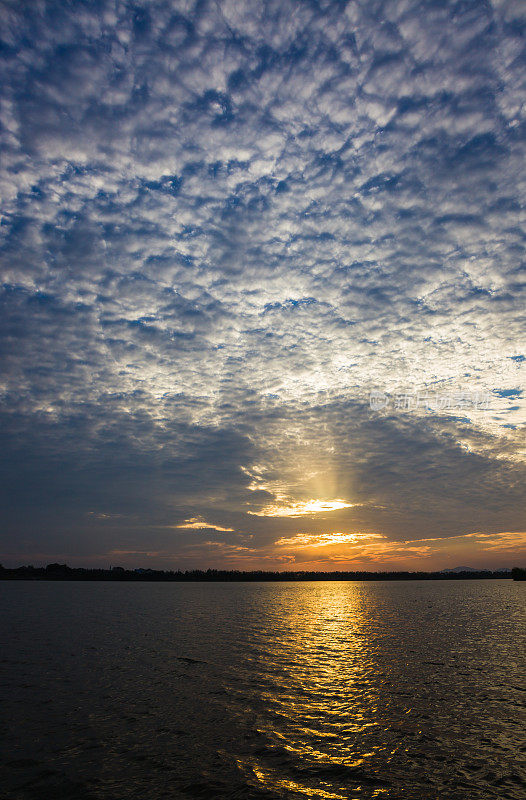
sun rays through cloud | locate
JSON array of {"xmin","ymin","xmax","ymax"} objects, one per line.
[{"xmin": 249, "ymin": 499, "xmax": 356, "ymax": 518}]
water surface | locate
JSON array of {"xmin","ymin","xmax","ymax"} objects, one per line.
[{"xmin": 1, "ymin": 580, "xmax": 524, "ymax": 799}]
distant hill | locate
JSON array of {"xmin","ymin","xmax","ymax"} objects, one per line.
[
  {"xmin": 441, "ymin": 566, "xmax": 511, "ymax": 573},
  {"xmin": 441, "ymin": 566, "xmax": 486, "ymax": 573}
]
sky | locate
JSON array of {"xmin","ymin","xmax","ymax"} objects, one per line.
[{"xmin": 0, "ymin": 0, "xmax": 525, "ymax": 571}]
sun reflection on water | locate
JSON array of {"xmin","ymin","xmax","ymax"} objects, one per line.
[{"xmin": 232, "ymin": 583, "xmax": 392, "ymax": 798}]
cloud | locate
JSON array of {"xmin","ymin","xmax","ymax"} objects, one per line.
[
  {"xmin": 272, "ymin": 529, "xmax": 526, "ymax": 572},
  {"xmin": 0, "ymin": 0, "xmax": 524, "ymax": 567},
  {"xmin": 173, "ymin": 517, "xmax": 235, "ymax": 531}
]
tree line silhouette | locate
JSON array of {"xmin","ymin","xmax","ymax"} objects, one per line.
[{"xmin": 1, "ymin": 563, "xmax": 523, "ymax": 581}]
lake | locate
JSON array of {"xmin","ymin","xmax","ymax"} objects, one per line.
[{"xmin": 1, "ymin": 580, "xmax": 524, "ymax": 799}]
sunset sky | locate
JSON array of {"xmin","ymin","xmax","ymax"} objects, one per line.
[{"xmin": 1, "ymin": 0, "xmax": 525, "ymax": 571}]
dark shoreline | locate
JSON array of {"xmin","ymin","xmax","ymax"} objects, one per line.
[{"xmin": 1, "ymin": 565, "xmax": 524, "ymax": 581}]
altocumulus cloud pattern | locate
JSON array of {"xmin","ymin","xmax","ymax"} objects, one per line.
[{"xmin": 0, "ymin": 0, "xmax": 525, "ymax": 569}]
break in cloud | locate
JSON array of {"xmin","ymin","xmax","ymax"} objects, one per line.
[{"xmin": 0, "ymin": 0, "xmax": 524, "ymax": 569}]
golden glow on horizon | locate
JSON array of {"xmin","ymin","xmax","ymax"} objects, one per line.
[
  {"xmin": 105, "ymin": 531, "xmax": 526, "ymax": 572},
  {"xmin": 275, "ymin": 532, "xmax": 384, "ymax": 547}
]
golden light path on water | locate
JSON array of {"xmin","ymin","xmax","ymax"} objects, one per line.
[{"xmin": 230, "ymin": 583, "xmax": 397, "ymax": 799}]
